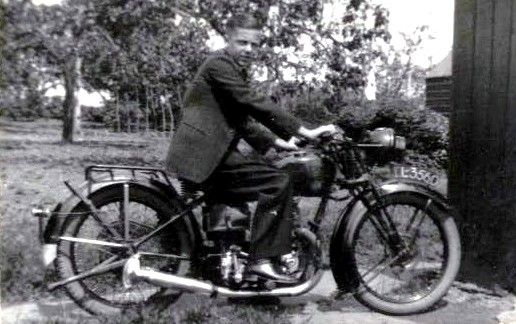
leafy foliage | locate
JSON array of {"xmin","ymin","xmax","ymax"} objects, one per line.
[
  {"xmin": 337, "ymin": 98, "xmax": 449, "ymax": 169},
  {"xmin": 1, "ymin": 0, "xmax": 446, "ymax": 164},
  {"xmin": 84, "ymin": 0, "xmax": 211, "ymax": 100},
  {"xmin": 1, "ymin": 1, "xmax": 57, "ymax": 119},
  {"xmin": 77, "ymin": 0, "xmax": 391, "ymax": 132},
  {"xmin": 375, "ymin": 26, "xmax": 431, "ymax": 100},
  {"xmin": 1, "ymin": 0, "xmax": 113, "ymax": 138}
]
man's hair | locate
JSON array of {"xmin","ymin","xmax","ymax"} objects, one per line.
[{"xmin": 226, "ymin": 13, "xmax": 262, "ymax": 32}]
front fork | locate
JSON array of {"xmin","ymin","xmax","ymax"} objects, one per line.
[{"xmin": 356, "ymin": 184, "xmax": 408, "ymax": 258}]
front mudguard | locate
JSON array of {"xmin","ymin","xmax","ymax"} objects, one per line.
[
  {"xmin": 41, "ymin": 176, "xmax": 201, "ymax": 267},
  {"xmin": 329, "ymin": 180, "xmax": 452, "ymax": 292}
]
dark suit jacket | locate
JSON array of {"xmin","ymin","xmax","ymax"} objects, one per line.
[{"xmin": 165, "ymin": 50, "xmax": 301, "ymax": 183}]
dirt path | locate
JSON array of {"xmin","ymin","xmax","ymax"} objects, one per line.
[{"xmin": 2, "ymin": 271, "xmax": 514, "ymax": 324}]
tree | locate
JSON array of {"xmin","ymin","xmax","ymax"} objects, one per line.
[
  {"xmin": 2, "ymin": 0, "xmax": 117, "ymax": 141},
  {"xmin": 39, "ymin": 0, "xmax": 113, "ymax": 142},
  {"xmin": 81, "ymin": 0, "xmax": 389, "ymax": 132},
  {"xmin": 82, "ymin": 0, "xmax": 211, "ymax": 131},
  {"xmin": 193, "ymin": 0, "xmax": 390, "ymax": 114},
  {"xmin": 375, "ymin": 26, "xmax": 430, "ymax": 103},
  {"xmin": 2, "ymin": 0, "xmax": 392, "ymax": 135},
  {"xmin": 1, "ymin": 0, "xmax": 61, "ymax": 120}
]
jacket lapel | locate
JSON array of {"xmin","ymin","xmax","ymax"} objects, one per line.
[{"xmin": 222, "ymin": 49, "xmax": 249, "ymax": 82}]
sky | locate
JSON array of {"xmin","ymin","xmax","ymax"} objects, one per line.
[
  {"xmin": 376, "ymin": 0, "xmax": 454, "ymax": 67},
  {"xmin": 34, "ymin": 0, "xmax": 455, "ymax": 105}
]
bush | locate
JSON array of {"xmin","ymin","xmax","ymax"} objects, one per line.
[
  {"xmin": 0, "ymin": 92, "xmax": 63, "ymax": 120},
  {"xmin": 80, "ymin": 105, "xmax": 106, "ymax": 123},
  {"xmin": 40, "ymin": 96, "xmax": 64, "ymax": 119},
  {"xmin": 336, "ymin": 98, "xmax": 449, "ymax": 169},
  {"xmin": 268, "ymin": 81, "xmax": 449, "ymax": 169}
]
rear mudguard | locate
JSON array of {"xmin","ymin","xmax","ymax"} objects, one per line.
[
  {"xmin": 41, "ymin": 176, "xmax": 201, "ymax": 267},
  {"xmin": 329, "ymin": 180, "xmax": 452, "ymax": 292}
]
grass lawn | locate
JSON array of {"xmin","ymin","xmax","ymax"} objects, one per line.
[{"xmin": 0, "ymin": 118, "xmax": 176, "ymax": 302}]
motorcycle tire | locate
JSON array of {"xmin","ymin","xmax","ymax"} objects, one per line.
[
  {"xmin": 332, "ymin": 191, "xmax": 461, "ymax": 315},
  {"xmin": 56, "ymin": 184, "xmax": 194, "ymax": 315}
]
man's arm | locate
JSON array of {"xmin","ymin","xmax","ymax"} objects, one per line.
[
  {"xmin": 207, "ymin": 56, "xmax": 301, "ymax": 140},
  {"xmin": 208, "ymin": 56, "xmax": 337, "ymax": 142},
  {"xmin": 240, "ymin": 119, "xmax": 276, "ymax": 154}
]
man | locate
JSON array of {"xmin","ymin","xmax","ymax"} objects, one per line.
[{"xmin": 165, "ymin": 13, "xmax": 336, "ymax": 282}]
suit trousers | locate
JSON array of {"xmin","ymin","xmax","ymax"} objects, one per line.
[{"xmin": 203, "ymin": 150, "xmax": 294, "ymax": 260}]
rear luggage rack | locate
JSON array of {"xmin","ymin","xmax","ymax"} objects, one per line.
[{"xmin": 85, "ymin": 164, "xmax": 174, "ymax": 188}]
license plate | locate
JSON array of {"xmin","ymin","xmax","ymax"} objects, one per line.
[{"xmin": 393, "ymin": 166, "xmax": 441, "ymax": 187}]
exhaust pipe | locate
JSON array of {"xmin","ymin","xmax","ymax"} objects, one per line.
[{"xmin": 123, "ymin": 254, "xmax": 323, "ymax": 298}]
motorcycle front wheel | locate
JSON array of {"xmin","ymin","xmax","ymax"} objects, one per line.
[
  {"xmin": 56, "ymin": 184, "xmax": 194, "ymax": 315},
  {"xmin": 332, "ymin": 191, "xmax": 461, "ymax": 315}
]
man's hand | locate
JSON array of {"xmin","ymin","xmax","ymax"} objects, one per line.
[
  {"xmin": 297, "ymin": 125, "xmax": 338, "ymax": 140},
  {"xmin": 274, "ymin": 136, "xmax": 300, "ymax": 151}
]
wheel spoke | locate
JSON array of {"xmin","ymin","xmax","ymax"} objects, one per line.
[
  {"xmin": 360, "ymin": 253, "xmax": 403, "ymax": 285},
  {"xmin": 406, "ymin": 199, "xmax": 433, "ymax": 247},
  {"xmin": 138, "ymin": 251, "xmax": 190, "ymax": 260},
  {"xmin": 359, "ymin": 257, "xmax": 390, "ymax": 285},
  {"xmin": 49, "ymin": 256, "xmax": 125, "ymax": 290},
  {"xmin": 129, "ymin": 221, "xmax": 154, "ymax": 232},
  {"xmin": 134, "ymin": 207, "xmax": 192, "ymax": 248},
  {"xmin": 366, "ymin": 212, "xmax": 392, "ymax": 248},
  {"xmin": 60, "ymin": 236, "xmax": 128, "ymax": 248},
  {"xmin": 405, "ymin": 208, "xmax": 422, "ymax": 232},
  {"xmin": 75, "ymin": 242, "xmax": 117, "ymax": 257}
]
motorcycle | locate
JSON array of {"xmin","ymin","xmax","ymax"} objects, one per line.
[{"xmin": 33, "ymin": 127, "xmax": 461, "ymax": 316}]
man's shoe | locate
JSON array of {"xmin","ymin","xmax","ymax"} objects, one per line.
[{"xmin": 248, "ymin": 259, "xmax": 297, "ymax": 283}]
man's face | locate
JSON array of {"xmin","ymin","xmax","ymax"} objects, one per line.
[{"xmin": 226, "ymin": 28, "xmax": 261, "ymax": 67}]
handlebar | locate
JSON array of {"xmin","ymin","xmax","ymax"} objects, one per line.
[
  {"xmin": 277, "ymin": 127, "xmax": 405, "ymax": 154},
  {"xmin": 295, "ymin": 127, "xmax": 349, "ymax": 147},
  {"xmin": 298, "ymin": 126, "xmax": 406, "ymax": 151}
]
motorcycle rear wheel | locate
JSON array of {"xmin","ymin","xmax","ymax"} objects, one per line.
[
  {"xmin": 333, "ymin": 192, "xmax": 461, "ymax": 315},
  {"xmin": 56, "ymin": 184, "xmax": 193, "ymax": 315}
]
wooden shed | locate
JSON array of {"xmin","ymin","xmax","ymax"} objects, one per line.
[
  {"xmin": 450, "ymin": 0, "xmax": 516, "ymax": 291},
  {"xmin": 425, "ymin": 52, "xmax": 452, "ymax": 115}
]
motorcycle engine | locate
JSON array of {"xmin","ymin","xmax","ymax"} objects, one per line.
[{"xmin": 273, "ymin": 151, "xmax": 335, "ymax": 197}]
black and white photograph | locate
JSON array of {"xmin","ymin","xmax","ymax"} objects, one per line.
[{"xmin": 1, "ymin": 0, "xmax": 515, "ymax": 323}]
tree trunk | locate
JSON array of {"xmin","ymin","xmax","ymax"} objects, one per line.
[
  {"xmin": 124, "ymin": 93, "xmax": 131, "ymax": 133},
  {"xmin": 135, "ymin": 87, "xmax": 140, "ymax": 133},
  {"xmin": 167, "ymin": 99, "xmax": 174, "ymax": 136},
  {"xmin": 114, "ymin": 90, "xmax": 120, "ymax": 132},
  {"xmin": 61, "ymin": 57, "xmax": 82, "ymax": 143},
  {"xmin": 145, "ymin": 86, "xmax": 150, "ymax": 133},
  {"xmin": 160, "ymin": 90, "xmax": 167, "ymax": 134},
  {"xmin": 450, "ymin": 0, "xmax": 516, "ymax": 292},
  {"xmin": 149, "ymin": 87, "xmax": 158, "ymax": 131},
  {"xmin": 173, "ymin": 86, "xmax": 183, "ymax": 132}
]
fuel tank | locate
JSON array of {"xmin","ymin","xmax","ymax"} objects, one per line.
[{"xmin": 272, "ymin": 151, "xmax": 335, "ymax": 197}]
